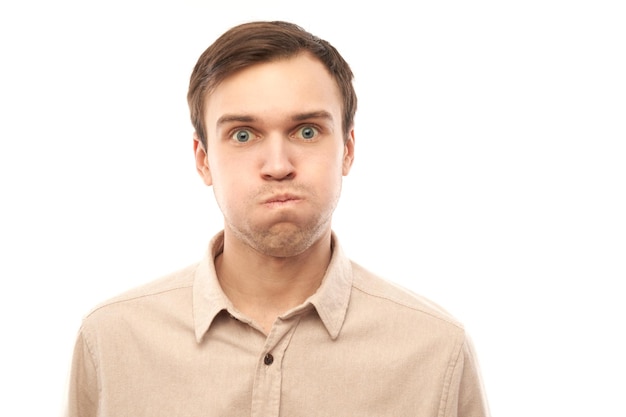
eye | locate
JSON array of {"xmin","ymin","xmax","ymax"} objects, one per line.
[
  {"xmin": 232, "ymin": 129, "xmax": 252, "ymax": 143},
  {"xmin": 296, "ymin": 126, "xmax": 319, "ymax": 141}
]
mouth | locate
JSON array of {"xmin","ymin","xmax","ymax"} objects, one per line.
[{"xmin": 262, "ymin": 194, "xmax": 303, "ymax": 207}]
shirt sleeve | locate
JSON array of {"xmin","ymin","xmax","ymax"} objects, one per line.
[
  {"xmin": 66, "ymin": 328, "xmax": 99, "ymax": 417},
  {"xmin": 443, "ymin": 333, "xmax": 491, "ymax": 417}
]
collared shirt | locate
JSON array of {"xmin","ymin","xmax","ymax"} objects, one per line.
[{"xmin": 67, "ymin": 232, "xmax": 490, "ymax": 417}]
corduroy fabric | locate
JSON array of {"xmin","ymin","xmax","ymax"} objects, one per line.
[{"xmin": 66, "ymin": 231, "xmax": 490, "ymax": 417}]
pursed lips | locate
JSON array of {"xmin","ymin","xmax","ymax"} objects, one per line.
[{"xmin": 262, "ymin": 193, "xmax": 302, "ymax": 206}]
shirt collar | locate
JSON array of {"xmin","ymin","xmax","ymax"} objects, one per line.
[{"xmin": 193, "ymin": 231, "xmax": 353, "ymax": 343}]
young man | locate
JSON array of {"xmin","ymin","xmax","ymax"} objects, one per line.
[{"xmin": 67, "ymin": 21, "xmax": 490, "ymax": 416}]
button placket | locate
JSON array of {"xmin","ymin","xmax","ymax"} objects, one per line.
[{"xmin": 251, "ymin": 317, "xmax": 302, "ymax": 417}]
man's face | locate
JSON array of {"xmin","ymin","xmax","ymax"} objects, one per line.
[{"xmin": 195, "ymin": 52, "xmax": 355, "ymax": 257}]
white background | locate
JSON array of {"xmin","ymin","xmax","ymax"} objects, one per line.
[{"xmin": 1, "ymin": 1, "xmax": 624, "ymax": 416}]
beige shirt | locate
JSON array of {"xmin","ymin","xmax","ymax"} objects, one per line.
[{"xmin": 67, "ymin": 232, "xmax": 490, "ymax": 417}]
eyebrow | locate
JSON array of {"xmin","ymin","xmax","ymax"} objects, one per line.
[
  {"xmin": 216, "ymin": 114, "xmax": 257, "ymax": 127},
  {"xmin": 216, "ymin": 110, "xmax": 335, "ymax": 127},
  {"xmin": 291, "ymin": 110, "xmax": 334, "ymax": 123}
]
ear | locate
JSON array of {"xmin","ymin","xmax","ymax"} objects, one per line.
[
  {"xmin": 193, "ymin": 133, "xmax": 213, "ymax": 186},
  {"xmin": 342, "ymin": 128, "xmax": 355, "ymax": 176}
]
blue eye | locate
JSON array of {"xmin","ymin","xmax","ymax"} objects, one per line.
[
  {"xmin": 233, "ymin": 129, "xmax": 252, "ymax": 143},
  {"xmin": 298, "ymin": 126, "xmax": 318, "ymax": 140}
]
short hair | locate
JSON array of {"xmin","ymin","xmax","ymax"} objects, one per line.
[{"xmin": 187, "ymin": 21, "xmax": 357, "ymax": 148}]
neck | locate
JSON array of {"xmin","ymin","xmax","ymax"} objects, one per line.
[{"xmin": 215, "ymin": 229, "xmax": 333, "ymax": 332}]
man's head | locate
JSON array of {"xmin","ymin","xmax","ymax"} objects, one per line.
[
  {"xmin": 189, "ymin": 21, "xmax": 356, "ymax": 257},
  {"xmin": 187, "ymin": 21, "xmax": 357, "ymax": 149}
]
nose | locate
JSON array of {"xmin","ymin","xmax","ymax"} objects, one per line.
[{"xmin": 260, "ymin": 136, "xmax": 295, "ymax": 181}]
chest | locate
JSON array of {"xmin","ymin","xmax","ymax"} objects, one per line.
[{"xmin": 98, "ymin": 312, "xmax": 453, "ymax": 416}]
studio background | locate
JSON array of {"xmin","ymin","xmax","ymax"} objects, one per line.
[{"xmin": 1, "ymin": 1, "xmax": 624, "ymax": 416}]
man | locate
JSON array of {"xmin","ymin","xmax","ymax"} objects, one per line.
[{"xmin": 66, "ymin": 21, "xmax": 490, "ymax": 416}]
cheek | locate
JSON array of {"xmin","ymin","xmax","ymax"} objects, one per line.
[
  {"xmin": 313, "ymin": 165, "xmax": 343, "ymax": 198},
  {"xmin": 207, "ymin": 157, "xmax": 237, "ymax": 189},
  {"xmin": 315, "ymin": 152, "xmax": 344, "ymax": 180},
  {"xmin": 207, "ymin": 161, "xmax": 234, "ymax": 203},
  {"xmin": 212, "ymin": 181, "xmax": 247, "ymax": 221},
  {"xmin": 210, "ymin": 166, "xmax": 254, "ymax": 209}
]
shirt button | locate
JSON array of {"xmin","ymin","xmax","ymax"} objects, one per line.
[{"xmin": 264, "ymin": 353, "xmax": 274, "ymax": 365}]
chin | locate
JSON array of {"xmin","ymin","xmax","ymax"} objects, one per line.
[{"xmin": 254, "ymin": 224, "xmax": 322, "ymax": 258}]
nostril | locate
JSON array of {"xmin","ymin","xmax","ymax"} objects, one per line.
[{"xmin": 262, "ymin": 170, "xmax": 295, "ymax": 181}]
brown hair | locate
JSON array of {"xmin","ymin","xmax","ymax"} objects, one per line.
[{"xmin": 187, "ymin": 21, "xmax": 357, "ymax": 148}]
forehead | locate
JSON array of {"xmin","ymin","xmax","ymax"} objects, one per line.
[{"xmin": 203, "ymin": 53, "xmax": 343, "ymax": 128}]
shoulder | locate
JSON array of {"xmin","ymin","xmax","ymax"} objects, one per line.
[
  {"xmin": 83, "ymin": 262, "xmax": 199, "ymax": 322},
  {"xmin": 350, "ymin": 261, "xmax": 464, "ymax": 331}
]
